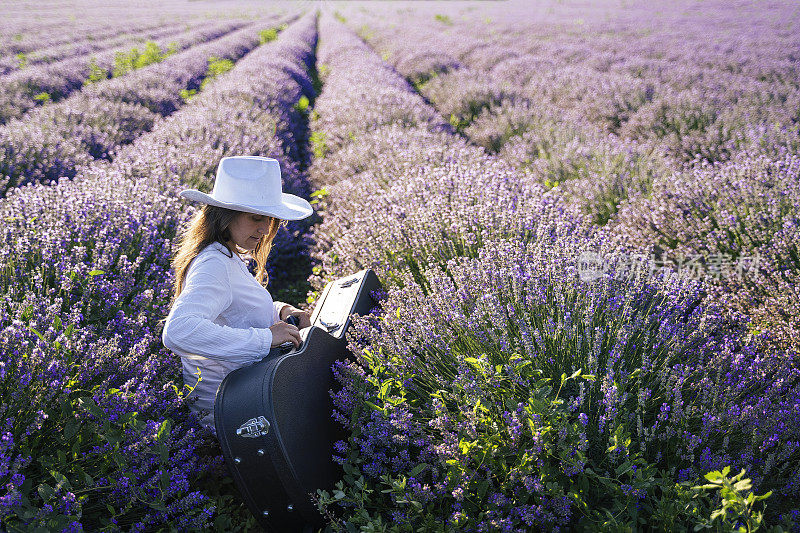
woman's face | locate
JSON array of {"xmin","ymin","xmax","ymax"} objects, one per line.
[{"xmin": 226, "ymin": 211, "xmax": 274, "ymax": 251}]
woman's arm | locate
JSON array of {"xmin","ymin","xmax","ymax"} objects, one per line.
[
  {"xmin": 276, "ymin": 301, "xmax": 312, "ymax": 328},
  {"xmin": 163, "ymin": 255, "xmax": 272, "ymax": 364},
  {"xmin": 274, "ymin": 301, "xmax": 290, "ymax": 321}
]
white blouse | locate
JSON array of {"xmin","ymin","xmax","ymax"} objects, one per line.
[{"xmin": 162, "ymin": 241, "xmax": 286, "ymax": 429}]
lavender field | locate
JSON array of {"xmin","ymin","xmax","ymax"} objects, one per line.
[{"xmin": 1, "ymin": 0, "xmax": 798, "ymax": 531}]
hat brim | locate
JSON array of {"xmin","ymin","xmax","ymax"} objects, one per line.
[{"xmin": 180, "ymin": 189, "xmax": 313, "ymax": 221}]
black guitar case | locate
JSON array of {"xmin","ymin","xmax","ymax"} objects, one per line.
[{"xmin": 214, "ymin": 269, "xmax": 381, "ymax": 531}]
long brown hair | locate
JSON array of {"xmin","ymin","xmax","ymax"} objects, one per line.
[{"xmin": 171, "ymin": 204, "xmax": 282, "ymax": 299}]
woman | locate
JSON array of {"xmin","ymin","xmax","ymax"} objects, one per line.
[{"xmin": 162, "ymin": 156, "xmax": 313, "ymax": 429}]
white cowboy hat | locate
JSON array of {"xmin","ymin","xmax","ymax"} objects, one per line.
[{"xmin": 179, "ymin": 156, "xmax": 313, "ymax": 220}]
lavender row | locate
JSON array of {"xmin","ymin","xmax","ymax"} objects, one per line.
[
  {"xmin": 465, "ymin": 7, "xmax": 800, "ymax": 349},
  {"xmin": 307, "ymin": 12, "xmax": 800, "ymax": 529},
  {"xmin": 339, "ymin": 10, "xmax": 683, "ymax": 227},
  {"xmin": 0, "ymin": 12, "xmax": 317, "ymax": 530},
  {"xmin": 343, "ymin": 6, "xmax": 800, "ymax": 353},
  {"xmin": 0, "ymin": 20, "xmax": 193, "ymax": 76},
  {"xmin": 0, "ymin": 1, "xmax": 276, "ymax": 57},
  {"xmin": 347, "ymin": 5, "xmax": 800, "ymax": 165},
  {"xmin": 309, "ymin": 15, "xmax": 562, "ymax": 291},
  {"xmin": 335, "ymin": 238, "xmax": 800, "ymax": 529},
  {"xmin": 0, "ymin": 15, "xmax": 178, "ymax": 58},
  {"xmin": 0, "ymin": 20, "xmax": 249, "ymax": 124},
  {"xmin": 0, "ymin": 16, "xmax": 295, "ymax": 197},
  {"xmin": 609, "ymin": 154, "xmax": 800, "ymax": 354},
  {"xmin": 395, "ymin": 10, "xmax": 800, "ymax": 354}
]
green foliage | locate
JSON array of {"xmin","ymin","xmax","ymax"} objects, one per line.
[
  {"xmin": 179, "ymin": 88, "xmax": 197, "ymax": 102},
  {"xmin": 411, "ymin": 71, "xmax": 438, "ymax": 94},
  {"xmin": 442, "ymin": 89, "xmax": 507, "ymax": 134},
  {"xmin": 310, "ymin": 131, "xmax": 328, "ymax": 159},
  {"xmin": 112, "ymin": 40, "xmax": 175, "ymax": 78},
  {"xmin": 33, "ymin": 92, "xmax": 51, "ymax": 103},
  {"xmin": 691, "ymin": 467, "xmax": 775, "ymax": 532},
  {"xmin": 258, "ymin": 28, "xmax": 278, "ymax": 44},
  {"xmin": 309, "ymin": 187, "xmax": 329, "ymax": 205},
  {"xmin": 356, "ymin": 24, "xmax": 374, "ymax": 41},
  {"xmin": 294, "ymin": 95, "xmax": 310, "ymax": 114},
  {"xmin": 434, "ymin": 14, "xmax": 453, "ymax": 25},
  {"xmin": 197, "ymin": 474, "xmax": 260, "ymax": 532},
  {"xmin": 16, "ymin": 52, "xmax": 27, "ymax": 69},
  {"xmin": 312, "ymin": 63, "xmax": 328, "ymax": 95},
  {"xmin": 581, "ymin": 466, "xmax": 793, "ymax": 532},
  {"xmin": 180, "ymin": 56, "xmax": 236, "ymax": 101},
  {"xmin": 113, "ymin": 48, "xmax": 138, "ymax": 77},
  {"xmin": 137, "ymin": 41, "xmax": 164, "ymax": 68},
  {"xmin": 198, "ymin": 56, "xmax": 235, "ymax": 92},
  {"xmin": 84, "ymin": 57, "xmax": 108, "ymax": 85},
  {"xmin": 334, "ymin": 11, "xmax": 347, "ymax": 23},
  {"xmin": 449, "ymin": 112, "xmax": 469, "ymax": 133}
]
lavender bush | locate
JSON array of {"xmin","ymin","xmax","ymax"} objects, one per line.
[
  {"xmin": 0, "ymin": 171, "xmax": 212, "ymax": 531},
  {"xmin": 611, "ymin": 154, "xmax": 800, "ymax": 353},
  {"xmin": 324, "ymin": 236, "xmax": 799, "ymax": 530}
]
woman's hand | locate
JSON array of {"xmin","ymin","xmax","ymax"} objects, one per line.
[
  {"xmin": 279, "ymin": 305, "xmax": 312, "ymax": 329},
  {"xmin": 270, "ymin": 321, "xmax": 301, "ymax": 348}
]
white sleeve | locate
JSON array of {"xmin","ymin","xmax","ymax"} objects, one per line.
[
  {"xmin": 273, "ymin": 301, "xmax": 289, "ymax": 322},
  {"xmin": 162, "ymin": 255, "xmax": 272, "ymax": 364}
]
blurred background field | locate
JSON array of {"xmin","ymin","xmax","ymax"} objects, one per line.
[{"xmin": 1, "ymin": 0, "xmax": 798, "ymax": 531}]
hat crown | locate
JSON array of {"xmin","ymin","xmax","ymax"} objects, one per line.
[
  {"xmin": 212, "ymin": 156, "xmax": 282, "ymax": 207},
  {"xmin": 178, "ymin": 155, "xmax": 313, "ymax": 221}
]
